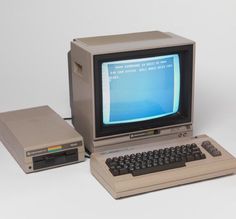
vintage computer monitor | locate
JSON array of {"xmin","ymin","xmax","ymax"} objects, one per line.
[{"xmin": 68, "ymin": 31, "xmax": 236, "ymax": 198}]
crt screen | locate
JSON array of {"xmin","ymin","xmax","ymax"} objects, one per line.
[{"xmin": 101, "ymin": 54, "xmax": 180, "ymax": 125}]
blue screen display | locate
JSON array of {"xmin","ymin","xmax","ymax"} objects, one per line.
[{"xmin": 101, "ymin": 54, "xmax": 180, "ymax": 125}]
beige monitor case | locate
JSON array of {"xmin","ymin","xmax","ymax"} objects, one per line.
[{"xmin": 68, "ymin": 31, "xmax": 195, "ymax": 153}]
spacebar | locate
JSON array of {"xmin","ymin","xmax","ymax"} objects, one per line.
[{"xmin": 132, "ymin": 160, "xmax": 186, "ymax": 176}]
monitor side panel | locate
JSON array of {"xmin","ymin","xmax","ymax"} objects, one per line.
[
  {"xmin": 69, "ymin": 43, "xmax": 95, "ymax": 152},
  {"xmin": 68, "ymin": 51, "xmax": 73, "ymax": 111}
]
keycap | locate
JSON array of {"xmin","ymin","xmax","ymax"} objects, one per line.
[
  {"xmin": 105, "ymin": 158, "xmax": 112, "ymax": 164},
  {"xmin": 110, "ymin": 169, "xmax": 119, "ymax": 176},
  {"xmin": 118, "ymin": 156, "xmax": 124, "ymax": 161},
  {"xmin": 107, "ymin": 161, "xmax": 117, "ymax": 168},
  {"xmin": 112, "ymin": 157, "xmax": 118, "ymax": 162},
  {"xmin": 194, "ymin": 153, "xmax": 201, "ymax": 160}
]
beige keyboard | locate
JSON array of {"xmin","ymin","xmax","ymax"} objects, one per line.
[{"xmin": 91, "ymin": 135, "xmax": 236, "ymax": 199}]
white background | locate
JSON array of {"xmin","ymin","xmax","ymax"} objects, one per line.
[{"xmin": 0, "ymin": 0, "xmax": 236, "ymax": 218}]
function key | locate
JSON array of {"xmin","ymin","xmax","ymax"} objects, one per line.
[
  {"xmin": 201, "ymin": 141, "xmax": 221, "ymax": 157},
  {"xmin": 212, "ymin": 150, "xmax": 221, "ymax": 156},
  {"xmin": 201, "ymin": 141, "xmax": 211, "ymax": 148}
]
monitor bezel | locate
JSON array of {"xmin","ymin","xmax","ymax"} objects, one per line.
[{"xmin": 94, "ymin": 45, "xmax": 193, "ymax": 138}]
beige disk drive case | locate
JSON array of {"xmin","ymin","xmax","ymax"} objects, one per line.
[{"xmin": 0, "ymin": 106, "xmax": 85, "ymax": 173}]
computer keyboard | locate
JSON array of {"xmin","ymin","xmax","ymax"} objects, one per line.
[
  {"xmin": 106, "ymin": 143, "xmax": 208, "ymax": 176},
  {"xmin": 91, "ymin": 135, "xmax": 236, "ymax": 198}
]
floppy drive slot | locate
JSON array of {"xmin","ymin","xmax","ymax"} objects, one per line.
[{"xmin": 33, "ymin": 149, "xmax": 78, "ymax": 170}]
